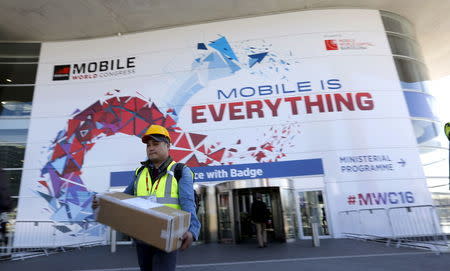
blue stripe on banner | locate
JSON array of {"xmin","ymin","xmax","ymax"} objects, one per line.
[
  {"xmin": 403, "ymin": 91, "xmax": 438, "ymax": 121},
  {"xmin": 191, "ymin": 159, "xmax": 324, "ymax": 182},
  {"xmin": 110, "ymin": 159, "xmax": 323, "ymax": 187}
]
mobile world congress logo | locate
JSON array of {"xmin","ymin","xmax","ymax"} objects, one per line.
[
  {"xmin": 324, "ymin": 39, "xmax": 374, "ymax": 51},
  {"xmin": 52, "ymin": 57, "xmax": 136, "ymax": 81},
  {"xmin": 53, "ymin": 65, "xmax": 71, "ymax": 81}
]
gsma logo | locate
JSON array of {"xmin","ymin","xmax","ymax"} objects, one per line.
[
  {"xmin": 53, "ymin": 65, "xmax": 71, "ymax": 81},
  {"xmin": 325, "ymin": 40, "xmax": 338, "ymax": 50}
]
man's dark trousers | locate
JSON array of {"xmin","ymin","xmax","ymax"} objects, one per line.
[{"xmin": 135, "ymin": 241, "xmax": 177, "ymax": 271}]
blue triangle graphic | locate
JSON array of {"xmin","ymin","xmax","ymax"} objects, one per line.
[
  {"xmin": 209, "ymin": 37, "xmax": 238, "ymax": 61},
  {"xmin": 248, "ymin": 52, "xmax": 268, "ymax": 68},
  {"xmin": 68, "ymin": 201, "xmax": 83, "ymax": 219},
  {"xmin": 37, "ymin": 191, "xmax": 53, "ymax": 204},
  {"xmin": 51, "ymin": 206, "xmax": 70, "ymax": 221},
  {"xmin": 207, "ymin": 53, "xmax": 228, "ymax": 70},
  {"xmin": 204, "ymin": 52, "xmax": 215, "ymax": 63},
  {"xmin": 51, "ymin": 156, "xmax": 68, "ymax": 175},
  {"xmin": 249, "ymin": 58, "xmax": 258, "ymax": 68},
  {"xmin": 224, "ymin": 57, "xmax": 241, "ymax": 73},
  {"xmin": 197, "ymin": 43, "xmax": 207, "ymax": 50}
]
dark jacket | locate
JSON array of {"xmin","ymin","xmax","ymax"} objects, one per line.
[{"xmin": 250, "ymin": 199, "xmax": 269, "ymax": 223}]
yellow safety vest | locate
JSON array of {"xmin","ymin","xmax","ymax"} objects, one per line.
[{"xmin": 134, "ymin": 161, "xmax": 181, "ymax": 210}]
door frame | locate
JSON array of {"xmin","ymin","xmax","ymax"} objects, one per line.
[{"xmin": 295, "ymin": 188, "xmax": 332, "ymax": 240}]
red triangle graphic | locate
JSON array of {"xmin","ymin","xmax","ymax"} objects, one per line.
[
  {"xmin": 68, "ymin": 119, "xmax": 81, "ymax": 137},
  {"xmin": 170, "ymin": 131, "xmax": 182, "ymax": 145},
  {"xmin": 175, "ymin": 134, "xmax": 191, "ymax": 149},
  {"xmin": 51, "ymin": 143, "xmax": 66, "ymax": 160},
  {"xmin": 137, "ymin": 107, "xmax": 152, "ymax": 122},
  {"xmin": 38, "ymin": 180, "xmax": 49, "ymax": 188},
  {"xmin": 70, "ymin": 138, "xmax": 83, "ymax": 153},
  {"xmin": 163, "ymin": 115, "xmax": 177, "ymax": 129},
  {"xmin": 106, "ymin": 97, "xmax": 120, "ymax": 106},
  {"xmin": 119, "ymin": 96, "xmax": 130, "ymax": 107},
  {"xmin": 135, "ymin": 98, "xmax": 147, "ymax": 110},
  {"xmin": 123, "ymin": 98, "xmax": 135, "ymax": 111},
  {"xmin": 186, "ymin": 155, "xmax": 201, "ymax": 167},
  {"xmin": 120, "ymin": 119, "xmax": 135, "ymax": 135},
  {"xmin": 197, "ymin": 145, "xmax": 206, "ymax": 154},
  {"xmin": 170, "ymin": 149, "xmax": 193, "ymax": 162},
  {"xmin": 152, "ymin": 118, "xmax": 164, "ymax": 126},
  {"xmin": 65, "ymin": 158, "xmax": 81, "ymax": 175},
  {"xmin": 189, "ymin": 133, "xmax": 207, "ymax": 147},
  {"xmin": 208, "ymin": 148, "xmax": 226, "ymax": 162},
  {"xmin": 93, "ymin": 111, "xmax": 104, "ymax": 122},
  {"xmin": 90, "ymin": 128, "xmax": 102, "ymax": 138},
  {"xmin": 135, "ymin": 117, "xmax": 150, "ymax": 136},
  {"xmin": 120, "ymin": 110, "xmax": 134, "ymax": 126},
  {"xmin": 205, "ymin": 158, "xmax": 213, "ymax": 165},
  {"xmin": 112, "ymin": 107, "xmax": 122, "ymax": 118},
  {"xmin": 72, "ymin": 150, "xmax": 85, "ymax": 166},
  {"xmin": 150, "ymin": 104, "xmax": 164, "ymax": 121},
  {"xmin": 105, "ymin": 112, "xmax": 118, "ymax": 123}
]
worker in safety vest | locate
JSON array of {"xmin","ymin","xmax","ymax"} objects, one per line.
[{"xmin": 93, "ymin": 125, "xmax": 200, "ymax": 271}]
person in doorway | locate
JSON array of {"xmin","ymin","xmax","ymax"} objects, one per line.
[
  {"xmin": 93, "ymin": 125, "xmax": 200, "ymax": 271},
  {"xmin": 250, "ymin": 193, "xmax": 269, "ymax": 248}
]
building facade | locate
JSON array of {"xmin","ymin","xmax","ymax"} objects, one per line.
[{"xmin": 1, "ymin": 9, "xmax": 448, "ymax": 245}]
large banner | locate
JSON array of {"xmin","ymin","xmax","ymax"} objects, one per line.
[{"xmin": 16, "ymin": 9, "xmax": 432, "ymax": 244}]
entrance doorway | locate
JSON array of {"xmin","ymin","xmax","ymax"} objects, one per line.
[
  {"xmin": 298, "ymin": 190, "xmax": 330, "ymax": 238},
  {"xmin": 216, "ymin": 179, "xmax": 298, "ymax": 244},
  {"xmin": 233, "ymin": 188, "xmax": 285, "ymax": 244}
]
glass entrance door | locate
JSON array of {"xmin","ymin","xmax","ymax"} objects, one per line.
[
  {"xmin": 217, "ymin": 192, "xmax": 233, "ymax": 243},
  {"xmin": 233, "ymin": 188, "xmax": 285, "ymax": 243},
  {"xmin": 298, "ymin": 190, "xmax": 329, "ymax": 238}
]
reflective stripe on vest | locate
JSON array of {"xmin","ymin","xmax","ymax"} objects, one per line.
[{"xmin": 134, "ymin": 161, "xmax": 181, "ymax": 209}]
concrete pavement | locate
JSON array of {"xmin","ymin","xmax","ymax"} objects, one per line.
[{"xmin": 1, "ymin": 239, "xmax": 448, "ymax": 271}]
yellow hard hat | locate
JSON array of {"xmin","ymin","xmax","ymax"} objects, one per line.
[{"xmin": 142, "ymin": 125, "xmax": 171, "ymax": 143}]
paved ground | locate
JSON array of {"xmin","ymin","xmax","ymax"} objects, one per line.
[{"xmin": 1, "ymin": 239, "xmax": 449, "ymax": 271}]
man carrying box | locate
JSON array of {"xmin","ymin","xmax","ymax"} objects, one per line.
[{"xmin": 93, "ymin": 124, "xmax": 200, "ymax": 271}]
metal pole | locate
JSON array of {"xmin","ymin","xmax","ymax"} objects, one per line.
[
  {"xmin": 445, "ymin": 123, "xmax": 449, "ymax": 190},
  {"xmin": 311, "ymin": 220, "xmax": 320, "ymax": 247},
  {"xmin": 6, "ymin": 229, "xmax": 12, "ymax": 257},
  {"xmin": 110, "ymin": 229, "xmax": 117, "ymax": 253},
  {"xmin": 310, "ymin": 193, "xmax": 320, "ymax": 247}
]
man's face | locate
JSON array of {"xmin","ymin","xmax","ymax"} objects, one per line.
[{"xmin": 146, "ymin": 139, "xmax": 169, "ymax": 163}]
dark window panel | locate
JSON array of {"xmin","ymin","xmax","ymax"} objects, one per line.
[
  {"xmin": 394, "ymin": 58, "xmax": 430, "ymax": 84},
  {"xmin": 0, "ymin": 43, "xmax": 41, "ymax": 57},
  {"xmin": 381, "ymin": 12, "xmax": 415, "ymax": 38},
  {"xmin": 0, "ymin": 144, "xmax": 26, "ymax": 168},
  {"xmin": 0, "ymin": 57, "xmax": 39, "ymax": 63},
  {"xmin": 0, "ymin": 86, "xmax": 34, "ymax": 116},
  {"xmin": 387, "ymin": 35, "xmax": 424, "ymax": 61},
  {"xmin": 0, "ymin": 63, "xmax": 38, "ymax": 85},
  {"xmin": 0, "ymin": 86, "xmax": 34, "ymax": 101},
  {"xmin": 1, "ymin": 169, "xmax": 21, "ymax": 209}
]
